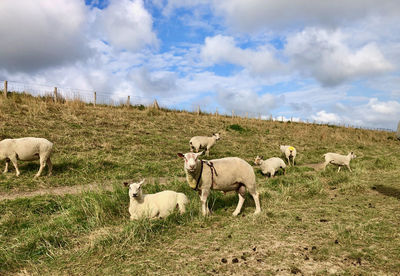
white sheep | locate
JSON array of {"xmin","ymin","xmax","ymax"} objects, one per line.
[
  {"xmin": 177, "ymin": 151, "xmax": 261, "ymax": 216},
  {"xmin": 254, "ymin": 156, "xmax": 286, "ymax": 178},
  {"xmin": 0, "ymin": 137, "xmax": 53, "ymax": 178},
  {"xmin": 124, "ymin": 179, "xmax": 189, "ymax": 220},
  {"xmin": 189, "ymin": 133, "xmax": 220, "ymax": 156},
  {"xmin": 280, "ymin": 145, "xmax": 297, "ymax": 166},
  {"xmin": 323, "ymin": 152, "xmax": 356, "ymax": 172}
]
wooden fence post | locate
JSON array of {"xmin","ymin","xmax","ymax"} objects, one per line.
[
  {"xmin": 3, "ymin": 80, "xmax": 7, "ymax": 98},
  {"xmin": 94, "ymin": 91, "xmax": 96, "ymax": 107},
  {"xmin": 215, "ymin": 108, "xmax": 218, "ymax": 117},
  {"xmin": 197, "ymin": 105, "xmax": 200, "ymax": 115},
  {"xmin": 246, "ymin": 112, "xmax": 248, "ymax": 119},
  {"xmin": 127, "ymin": 95, "xmax": 130, "ymax": 106},
  {"xmin": 232, "ymin": 110, "xmax": 235, "ymax": 118},
  {"xmin": 54, "ymin": 87, "xmax": 57, "ymax": 103}
]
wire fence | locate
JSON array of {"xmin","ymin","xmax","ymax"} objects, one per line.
[{"xmin": 0, "ymin": 80, "xmax": 394, "ymax": 132}]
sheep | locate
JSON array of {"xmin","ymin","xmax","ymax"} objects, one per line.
[
  {"xmin": 0, "ymin": 137, "xmax": 53, "ymax": 178},
  {"xmin": 323, "ymin": 152, "xmax": 356, "ymax": 172},
  {"xmin": 189, "ymin": 133, "xmax": 220, "ymax": 156},
  {"xmin": 254, "ymin": 156, "xmax": 286, "ymax": 178},
  {"xmin": 280, "ymin": 145, "xmax": 297, "ymax": 166},
  {"xmin": 124, "ymin": 179, "xmax": 189, "ymax": 220},
  {"xmin": 177, "ymin": 151, "xmax": 261, "ymax": 216},
  {"xmin": 397, "ymin": 120, "xmax": 400, "ymax": 140}
]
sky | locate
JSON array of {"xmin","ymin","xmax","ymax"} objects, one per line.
[{"xmin": 0, "ymin": 0, "xmax": 400, "ymax": 129}]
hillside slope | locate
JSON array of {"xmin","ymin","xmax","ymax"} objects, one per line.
[{"xmin": 1, "ymin": 93, "xmax": 399, "ymax": 275}]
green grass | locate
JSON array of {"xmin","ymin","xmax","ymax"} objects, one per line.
[{"xmin": 1, "ymin": 93, "xmax": 400, "ymax": 275}]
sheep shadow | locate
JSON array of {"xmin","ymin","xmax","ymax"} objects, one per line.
[{"xmin": 373, "ymin": 185, "xmax": 400, "ymax": 200}]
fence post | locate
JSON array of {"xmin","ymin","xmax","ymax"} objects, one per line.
[
  {"xmin": 232, "ymin": 110, "xmax": 235, "ymax": 118},
  {"xmin": 54, "ymin": 87, "xmax": 57, "ymax": 103},
  {"xmin": 197, "ymin": 105, "xmax": 200, "ymax": 115},
  {"xmin": 258, "ymin": 113, "xmax": 261, "ymax": 120},
  {"xmin": 94, "ymin": 91, "xmax": 96, "ymax": 107},
  {"xmin": 215, "ymin": 108, "xmax": 218, "ymax": 117},
  {"xmin": 3, "ymin": 80, "xmax": 7, "ymax": 98},
  {"xmin": 246, "ymin": 112, "xmax": 248, "ymax": 119},
  {"xmin": 127, "ymin": 95, "xmax": 130, "ymax": 106}
]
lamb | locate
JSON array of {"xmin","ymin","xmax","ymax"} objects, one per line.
[
  {"xmin": 124, "ymin": 179, "xmax": 189, "ymax": 220},
  {"xmin": 280, "ymin": 145, "xmax": 297, "ymax": 166},
  {"xmin": 254, "ymin": 156, "xmax": 286, "ymax": 178},
  {"xmin": 0, "ymin": 137, "xmax": 53, "ymax": 178},
  {"xmin": 177, "ymin": 151, "xmax": 261, "ymax": 216},
  {"xmin": 189, "ymin": 133, "xmax": 220, "ymax": 156},
  {"xmin": 323, "ymin": 152, "xmax": 356, "ymax": 172}
]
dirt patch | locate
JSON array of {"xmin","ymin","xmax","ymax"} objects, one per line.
[{"xmin": 0, "ymin": 177, "xmax": 186, "ymax": 201}]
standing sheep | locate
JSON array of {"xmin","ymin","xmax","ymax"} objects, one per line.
[
  {"xmin": 0, "ymin": 137, "xmax": 53, "ymax": 178},
  {"xmin": 280, "ymin": 145, "xmax": 297, "ymax": 166},
  {"xmin": 254, "ymin": 156, "xmax": 286, "ymax": 178},
  {"xmin": 177, "ymin": 151, "xmax": 261, "ymax": 216},
  {"xmin": 323, "ymin": 152, "xmax": 356, "ymax": 172},
  {"xmin": 189, "ymin": 133, "xmax": 220, "ymax": 156},
  {"xmin": 124, "ymin": 179, "xmax": 189, "ymax": 220}
]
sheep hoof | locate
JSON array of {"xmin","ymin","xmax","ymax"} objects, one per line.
[
  {"xmin": 232, "ymin": 211, "xmax": 240, "ymax": 216},
  {"xmin": 253, "ymin": 210, "xmax": 261, "ymax": 215}
]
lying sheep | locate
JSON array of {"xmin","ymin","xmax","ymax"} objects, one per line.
[
  {"xmin": 323, "ymin": 152, "xmax": 356, "ymax": 172},
  {"xmin": 254, "ymin": 156, "xmax": 286, "ymax": 178},
  {"xmin": 280, "ymin": 145, "xmax": 297, "ymax": 166},
  {"xmin": 189, "ymin": 133, "xmax": 220, "ymax": 156},
  {"xmin": 124, "ymin": 179, "xmax": 189, "ymax": 220},
  {"xmin": 0, "ymin": 137, "xmax": 53, "ymax": 177},
  {"xmin": 177, "ymin": 151, "xmax": 261, "ymax": 216}
]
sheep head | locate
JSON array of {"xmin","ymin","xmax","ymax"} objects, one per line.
[
  {"xmin": 126, "ymin": 179, "xmax": 146, "ymax": 198},
  {"xmin": 177, "ymin": 151, "xmax": 203, "ymax": 173},
  {"xmin": 254, "ymin": 156, "xmax": 263, "ymax": 165}
]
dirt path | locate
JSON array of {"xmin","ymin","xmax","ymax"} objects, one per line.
[{"xmin": 0, "ymin": 177, "xmax": 186, "ymax": 201}]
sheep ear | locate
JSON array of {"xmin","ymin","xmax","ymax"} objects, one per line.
[
  {"xmin": 123, "ymin": 182, "xmax": 129, "ymax": 187},
  {"xmin": 177, "ymin": 153, "xmax": 185, "ymax": 158},
  {"xmin": 197, "ymin": 151, "xmax": 204, "ymax": 157},
  {"xmin": 139, "ymin": 179, "xmax": 145, "ymax": 186},
  {"xmin": 260, "ymin": 156, "xmax": 264, "ymax": 159}
]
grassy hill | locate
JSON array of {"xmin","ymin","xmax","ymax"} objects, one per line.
[{"xmin": 0, "ymin": 93, "xmax": 399, "ymax": 275}]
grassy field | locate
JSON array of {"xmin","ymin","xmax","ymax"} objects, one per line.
[{"xmin": 0, "ymin": 93, "xmax": 399, "ymax": 275}]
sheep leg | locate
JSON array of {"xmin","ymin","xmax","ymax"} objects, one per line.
[
  {"xmin": 3, "ymin": 159, "xmax": 9, "ymax": 174},
  {"xmin": 232, "ymin": 193, "xmax": 245, "ymax": 216},
  {"xmin": 337, "ymin": 166, "xmax": 341, "ymax": 172},
  {"xmin": 287, "ymin": 157, "xmax": 290, "ymax": 166},
  {"xmin": 346, "ymin": 165, "xmax": 352, "ymax": 172},
  {"xmin": 205, "ymin": 148, "xmax": 210, "ymax": 156},
  {"xmin": 250, "ymin": 191, "xmax": 261, "ymax": 215},
  {"xmin": 9, "ymin": 155, "xmax": 20, "ymax": 176},
  {"xmin": 46, "ymin": 157, "xmax": 53, "ymax": 176},
  {"xmin": 292, "ymin": 156, "xmax": 295, "ymax": 166},
  {"xmin": 200, "ymin": 189, "xmax": 210, "ymax": 216},
  {"xmin": 35, "ymin": 155, "xmax": 48, "ymax": 178}
]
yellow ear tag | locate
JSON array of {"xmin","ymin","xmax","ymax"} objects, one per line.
[{"xmin": 289, "ymin": 146, "xmax": 295, "ymax": 151}]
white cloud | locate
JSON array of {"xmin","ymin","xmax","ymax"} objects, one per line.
[
  {"xmin": 285, "ymin": 28, "xmax": 394, "ymax": 86},
  {"xmin": 311, "ymin": 110, "xmax": 341, "ymax": 123},
  {"xmin": 0, "ymin": 0, "xmax": 90, "ymax": 72},
  {"xmin": 95, "ymin": 0, "xmax": 158, "ymax": 51},
  {"xmin": 212, "ymin": 0, "xmax": 400, "ymax": 32},
  {"xmin": 129, "ymin": 68, "xmax": 178, "ymax": 95},
  {"xmin": 216, "ymin": 88, "xmax": 283, "ymax": 115},
  {"xmin": 201, "ymin": 35, "xmax": 282, "ymax": 75}
]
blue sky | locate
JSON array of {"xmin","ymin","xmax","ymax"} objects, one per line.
[{"xmin": 0, "ymin": 0, "xmax": 400, "ymax": 129}]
